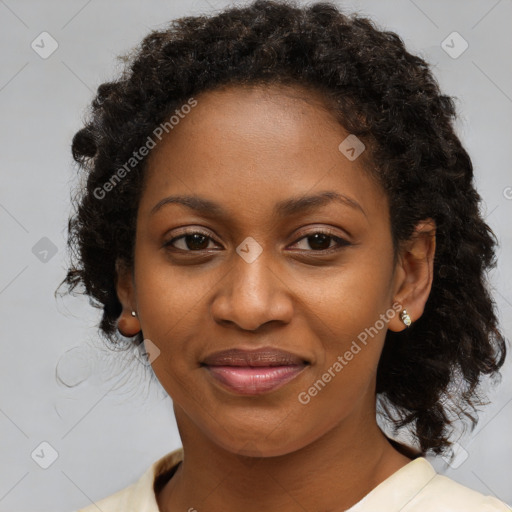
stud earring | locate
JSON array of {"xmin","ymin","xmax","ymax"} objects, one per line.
[
  {"xmin": 131, "ymin": 311, "xmax": 137, "ymax": 317},
  {"xmin": 400, "ymin": 309, "xmax": 412, "ymax": 327}
]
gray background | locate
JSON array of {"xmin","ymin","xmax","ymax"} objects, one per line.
[{"xmin": 0, "ymin": 0, "xmax": 511, "ymax": 511}]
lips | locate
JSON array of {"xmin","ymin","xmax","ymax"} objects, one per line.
[
  {"xmin": 201, "ymin": 347, "xmax": 309, "ymax": 395},
  {"xmin": 202, "ymin": 348, "xmax": 307, "ymax": 367}
]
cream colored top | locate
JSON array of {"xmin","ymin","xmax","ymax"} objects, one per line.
[{"xmin": 75, "ymin": 447, "xmax": 511, "ymax": 511}]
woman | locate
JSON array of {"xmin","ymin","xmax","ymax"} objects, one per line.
[{"xmin": 64, "ymin": 1, "xmax": 509, "ymax": 510}]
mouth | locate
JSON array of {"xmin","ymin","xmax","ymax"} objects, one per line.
[{"xmin": 201, "ymin": 347, "xmax": 310, "ymax": 396}]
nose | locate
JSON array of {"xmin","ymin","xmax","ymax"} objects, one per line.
[{"xmin": 210, "ymin": 250, "xmax": 294, "ymax": 332}]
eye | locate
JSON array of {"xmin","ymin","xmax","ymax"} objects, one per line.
[
  {"xmin": 164, "ymin": 231, "xmax": 220, "ymax": 251},
  {"xmin": 164, "ymin": 228, "xmax": 351, "ymax": 254},
  {"xmin": 290, "ymin": 230, "xmax": 351, "ymax": 252}
]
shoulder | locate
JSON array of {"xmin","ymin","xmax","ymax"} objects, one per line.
[
  {"xmin": 74, "ymin": 482, "xmax": 137, "ymax": 512},
  {"xmin": 348, "ymin": 457, "xmax": 510, "ymax": 512},
  {"xmin": 410, "ymin": 472, "xmax": 511, "ymax": 512},
  {"xmin": 73, "ymin": 447, "xmax": 184, "ymax": 512}
]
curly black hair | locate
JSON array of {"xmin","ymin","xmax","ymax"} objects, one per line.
[{"xmin": 61, "ymin": 0, "xmax": 506, "ymax": 455}]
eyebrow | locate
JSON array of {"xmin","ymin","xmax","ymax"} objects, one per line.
[{"xmin": 150, "ymin": 191, "xmax": 366, "ymax": 218}]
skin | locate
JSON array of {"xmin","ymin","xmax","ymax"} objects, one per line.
[{"xmin": 116, "ymin": 84, "xmax": 436, "ymax": 512}]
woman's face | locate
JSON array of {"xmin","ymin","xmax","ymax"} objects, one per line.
[{"xmin": 119, "ymin": 84, "xmax": 408, "ymax": 457}]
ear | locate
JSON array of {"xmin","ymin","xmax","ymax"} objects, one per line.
[
  {"xmin": 388, "ymin": 219, "xmax": 436, "ymax": 332},
  {"xmin": 115, "ymin": 258, "xmax": 141, "ymax": 337}
]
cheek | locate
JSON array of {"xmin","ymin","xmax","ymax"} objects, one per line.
[
  {"xmin": 131, "ymin": 254, "xmax": 210, "ymax": 382},
  {"xmin": 133, "ymin": 239, "xmax": 215, "ymax": 328},
  {"xmin": 300, "ymin": 250, "xmax": 395, "ymax": 342},
  {"xmin": 296, "ymin": 250, "xmax": 395, "ymax": 400}
]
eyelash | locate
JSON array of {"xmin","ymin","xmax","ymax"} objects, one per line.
[{"xmin": 163, "ymin": 228, "xmax": 351, "ymax": 254}]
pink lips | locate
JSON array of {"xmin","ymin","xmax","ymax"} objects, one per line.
[{"xmin": 202, "ymin": 348, "xmax": 308, "ymax": 395}]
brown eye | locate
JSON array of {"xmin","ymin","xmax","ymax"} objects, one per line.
[
  {"xmin": 306, "ymin": 233, "xmax": 332, "ymax": 250},
  {"xmin": 165, "ymin": 232, "xmax": 217, "ymax": 251},
  {"xmin": 291, "ymin": 231, "xmax": 350, "ymax": 252}
]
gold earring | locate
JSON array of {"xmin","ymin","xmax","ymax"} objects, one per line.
[{"xmin": 400, "ymin": 309, "xmax": 412, "ymax": 327}]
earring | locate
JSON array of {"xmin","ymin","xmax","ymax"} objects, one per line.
[
  {"xmin": 400, "ymin": 309, "xmax": 412, "ymax": 327},
  {"xmin": 131, "ymin": 311, "xmax": 137, "ymax": 317}
]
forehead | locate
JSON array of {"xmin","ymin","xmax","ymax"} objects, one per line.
[
  {"xmin": 149, "ymin": 83, "xmax": 344, "ymax": 157},
  {"xmin": 141, "ymin": 84, "xmax": 386, "ymax": 223}
]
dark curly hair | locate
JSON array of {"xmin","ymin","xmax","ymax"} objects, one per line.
[{"xmin": 61, "ymin": 0, "xmax": 506, "ymax": 455}]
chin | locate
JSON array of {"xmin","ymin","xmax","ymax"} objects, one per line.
[{"xmin": 204, "ymin": 418, "xmax": 317, "ymax": 459}]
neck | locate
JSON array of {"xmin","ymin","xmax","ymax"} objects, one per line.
[{"xmin": 157, "ymin": 402, "xmax": 413, "ymax": 512}]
